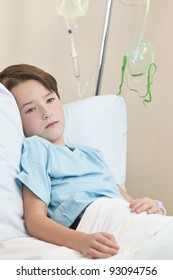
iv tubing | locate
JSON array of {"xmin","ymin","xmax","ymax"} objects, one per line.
[
  {"xmin": 138, "ymin": 0, "xmax": 150, "ymax": 47},
  {"xmin": 66, "ymin": 19, "xmax": 80, "ymax": 78}
]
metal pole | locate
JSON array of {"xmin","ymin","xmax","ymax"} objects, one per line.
[{"xmin": 95, "ymin": 0, "xmax": 114, "ymax": 96}]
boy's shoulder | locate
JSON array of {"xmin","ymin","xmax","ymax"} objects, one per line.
[{"xmin": 23, "ymin": 136, "xmax": 50, "ymax": 149}]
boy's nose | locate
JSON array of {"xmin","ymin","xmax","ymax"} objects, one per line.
[{"xmin": 43, "ymin": 112, "xmax": 53, "ymax": 120}]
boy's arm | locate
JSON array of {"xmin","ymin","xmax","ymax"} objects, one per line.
[
  {"xmin": 22, "ymin": 186, "xmax": 119, "ymax": 259},
  {"xmin": 117, "ymin": 184, "xmax": 164, "ymax": 215},
  {"xmin": 117, "ymin": 184, "xmax": 133, "ymax": 202}
]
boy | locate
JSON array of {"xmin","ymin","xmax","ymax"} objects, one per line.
[{"xmin": 0, "ymin": 64, "xmax": 172, "ymax": 259}]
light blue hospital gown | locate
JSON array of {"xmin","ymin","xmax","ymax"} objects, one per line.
[{"xmin": 16, "ymin": 136, "xmax": 124, "ymax": 227}]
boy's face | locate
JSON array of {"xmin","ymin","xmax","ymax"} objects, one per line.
[{"xmin": 11, "ymin": 79, "xmax": 65, "ymax": 145}]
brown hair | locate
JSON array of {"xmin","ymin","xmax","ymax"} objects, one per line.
[{"xmin": 0, "ymin": 64, "xmax": 60, "ymax": 98}]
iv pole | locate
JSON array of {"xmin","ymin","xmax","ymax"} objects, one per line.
[{"xmin": 95, "ymin": 0, "xmax": 114, "ymax": 96}]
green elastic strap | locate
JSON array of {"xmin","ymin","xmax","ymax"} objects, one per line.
[
  {"xmin": 117, "ymin": 55, "xmax": 127, "ymax": 95},
  {"xmin": 143, "ymin": 62, "xmax": 157, "ymax": 107}
]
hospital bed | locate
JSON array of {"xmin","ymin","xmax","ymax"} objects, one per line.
[{"xmin": 0, "ymin": 83, "xmax": 173, "ymax": 260}]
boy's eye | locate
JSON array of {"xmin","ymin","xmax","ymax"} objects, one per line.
[
  {"xmin": 25, "ymin": 107, "xmax": 36, "ymax": 113},
  {"xmin": 47, "ymin": 98, "xmax": 55, "ymax": 103}
]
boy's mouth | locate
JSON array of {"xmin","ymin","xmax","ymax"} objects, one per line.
[{"xmin": 45, "ymin": 121, "xmax": 59, "ymax": 129}]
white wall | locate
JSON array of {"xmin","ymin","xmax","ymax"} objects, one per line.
[
  {"xmin": 103, "ymin": 0, "xmax": 173, "ymax": 215},
  {"xmin": 0, "ymin": 0, "xmax": 107, "ymax": 102},
  {"xmin": 0, "ymin": 0, "xmax": 172, "ymax": 214}
]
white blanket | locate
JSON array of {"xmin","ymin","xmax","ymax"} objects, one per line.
[
  {"xmin": 0, "ymin": 198, "xmax": 173, "ymax": 260},
  {"xmin": 0, "ymin": 199, "xmax": 173, "ymax": 260}
]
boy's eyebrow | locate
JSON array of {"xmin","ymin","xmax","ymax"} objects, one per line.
[
  {"xmin": 21, "ymin": 100, "xmax": 34, "ymax": 109},
  {"xmin": 21, "ymin": 91, "xmax": 53, "ymax": 109}
]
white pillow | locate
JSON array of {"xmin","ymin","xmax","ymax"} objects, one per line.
[
  {"xmin": 0, "ymin": 84, "xmax": 27, "ymax": 241},
  {"xmin": 0, "ymin": 85, "xmax": 127, "ymax": 242},
  {"xmin": 64, "ymin": 95, "xmax": 127, "ymax": 188}
]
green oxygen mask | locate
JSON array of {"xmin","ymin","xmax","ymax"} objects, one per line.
[
  {"xmin": 117, "ymin": 40, "xmax": 156, "ymax": 107},
  {"xmin": 117, "ymin": 0, "xmax": 156, "ymax": 107}
]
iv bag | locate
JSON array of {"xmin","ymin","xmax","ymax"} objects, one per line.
[
  {"xmin": 56, "ymin": 0, "xmax": 89, "ymax": 19},
  {"xmin": 127, "ymin": 40, "xmax": 154, "ymax": 82}
]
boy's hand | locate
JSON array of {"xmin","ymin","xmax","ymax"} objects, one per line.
[
  {"xmin": 79, "ymin": 232, "xmax": 120, "ymax": 259},
  {"xmin": 129, "ymin": 197, "xmax": 162, "ymax": 215}
]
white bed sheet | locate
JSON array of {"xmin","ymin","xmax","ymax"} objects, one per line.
[{"xmin": 1, "ymin": 198, "xmax": 173, "ymax": 260}]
